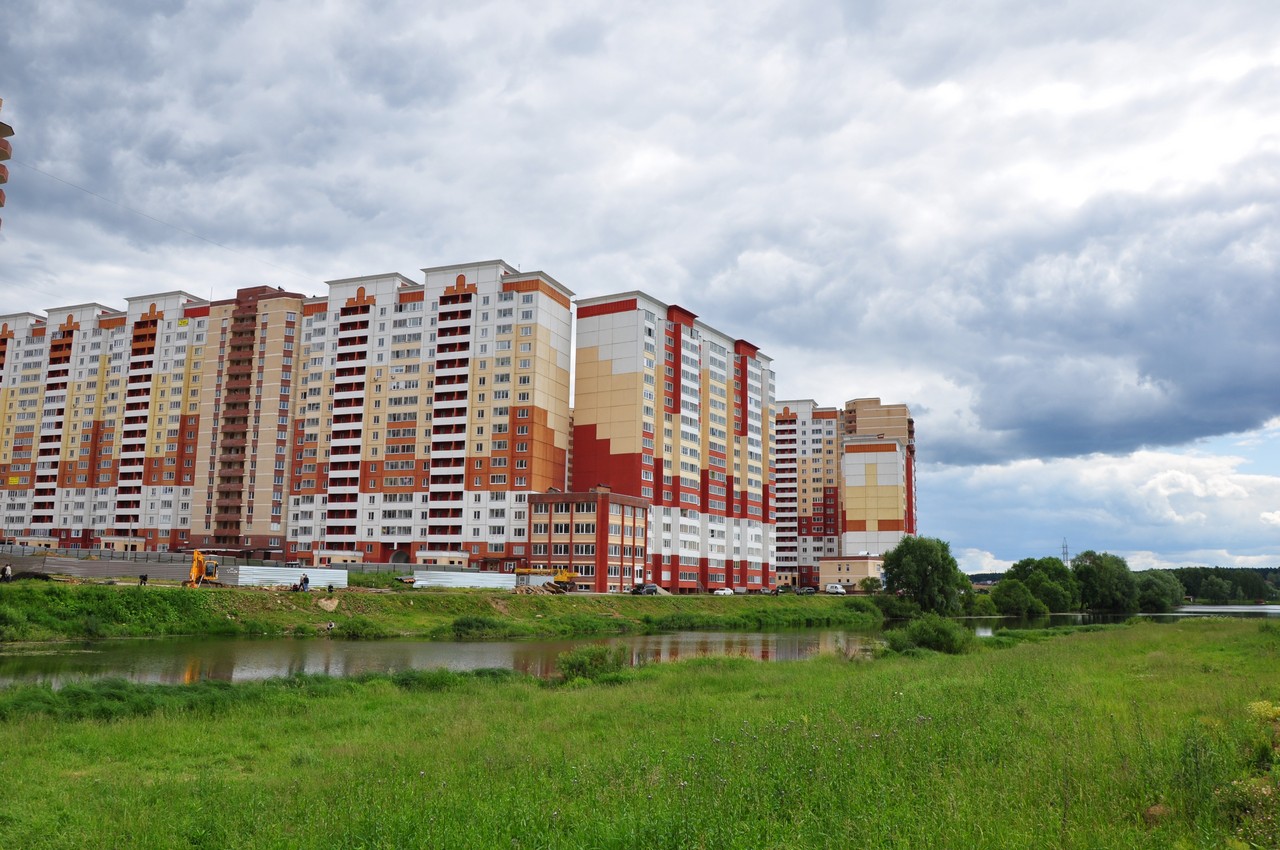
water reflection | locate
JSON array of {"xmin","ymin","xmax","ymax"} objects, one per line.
[{"xmin": 0, "ymin": 630, "xmax": 879, "ymax": 689}]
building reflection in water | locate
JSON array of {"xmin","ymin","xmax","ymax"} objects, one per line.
[{"xmin": 0, "ymin": 629, "xmax": 879, "ymax": 689}]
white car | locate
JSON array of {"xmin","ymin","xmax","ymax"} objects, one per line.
[
  {"xmin": 712, "ymin": 587, "xmax": 735, "ymax": 596},
  {"xmin": 825, "ymin": 583, "xmax": 847, "ymax": 595}
]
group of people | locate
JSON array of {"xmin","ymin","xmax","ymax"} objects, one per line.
[
  {"xmin": 0, "ymin": 563, "xmax": 11, "ymax": 582},
  {"xmin": 291, "ymin": 573, "xmax": 310, "ymax": 592}
]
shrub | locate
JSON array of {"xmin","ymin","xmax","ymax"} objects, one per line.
[
  {"xmin": 904, "ymin": 613, "xmax": 976, "ymax": 654},
  {"xmin": 883, "ymin": 614, "xmax": 976, "ymax": 655},
  {"xmin": 557, "ymin": 644, "xmax": 630, "ymax": 682}
]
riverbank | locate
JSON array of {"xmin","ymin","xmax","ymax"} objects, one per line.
[
  {"xmin": 1, "ymin": 618, "xmax": 1277, "ymax": 848},
  {"xmin": 0, "ymin": 580, "xmax": 882, "ymax": 642}
]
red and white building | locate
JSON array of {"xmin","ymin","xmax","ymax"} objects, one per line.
[
  {"xmin": 571, "ymin": 293, "xmax": 775, "ymax": 593},
  {"xmin": 287, "ymin": 260, "xmax": 574, "ymax": 566},
  {"xmin": 774, "ymin": 397, "xmax": 916, "ymax": 588},
  {"xmin": 525, "ymin": 487, "xmax": 650, "ymax": 593}
]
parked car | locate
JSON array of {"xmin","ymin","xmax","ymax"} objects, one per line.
[
  {"xmin": 630, "ymin": 583, "xmax": 659, "ymax": 595},
  {"xmin": 773, "ymin": 585, "xmax": 794, "ymax": 595},
  {"xmin": 712, "ymin": 587, "xmax": 735, "ymax": 596},
  {"xmin": 796, "ymin": 586, "xmax": 818, "ymax": 595},
  {"xmin": 825, "ymin": 583, "xmax": 847, "ymax": 595}
]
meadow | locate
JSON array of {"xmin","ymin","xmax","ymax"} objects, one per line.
[{"xmin": 0, "ymin": 618, "xmax": 1277, "ymax": 848}]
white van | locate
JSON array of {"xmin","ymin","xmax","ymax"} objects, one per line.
[{"xmin": 825, "ymin": 583, "xmax": 847, "ymax": 595}]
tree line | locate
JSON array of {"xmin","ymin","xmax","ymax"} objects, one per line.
[{"xmin": 879, "ymin": 537, "xmax": 1280, "ymax": 617}]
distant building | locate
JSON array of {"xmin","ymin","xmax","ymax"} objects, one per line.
[{"xmin": 774, "ymin": 397, "xmax": 915, "ymax": 587}]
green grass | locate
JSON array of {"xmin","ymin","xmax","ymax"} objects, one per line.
[
  {"xmin": 0, "ymin": 619, "xmax": 1277, "ymax": 848},
  {"xmin": 0, "ymin": 581, "xmax": 882, "ymax": 641}
]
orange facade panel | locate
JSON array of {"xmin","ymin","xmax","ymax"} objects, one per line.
[
  {"xmin": 502, "ymin": 278, "xmax": 570, "ymax": 310},
  {"xmin": 843, "ymin": 443, "xmax": 897, "ymax": 454}
]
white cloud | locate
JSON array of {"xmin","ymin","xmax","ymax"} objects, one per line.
[
  {"xmin": 927, "ymin": 441, "xmax": 1280, "ymax": 568},
  {"xmin": 2, "ymin": 0, "xmax": 1279, "ymax": 570}
]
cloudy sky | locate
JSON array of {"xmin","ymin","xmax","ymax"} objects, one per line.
[{"xmin": 3, "ymin": 0, "xmax": 1278, "ymax": 572}]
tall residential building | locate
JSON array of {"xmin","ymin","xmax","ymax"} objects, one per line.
[
  {"xmin": 0, "ymin": 293, "xmax": 210, "ymax": 552},
  {"xmin": 287, "ymin": 260, "xmax": 573, "ymax": 567},
  {"xmin": 773, "ymin": 400, "xmax": 841, "ymax": 586},
  {"xmin": 774, "ymin": 397, "xmax": 916, "ymax": 587},
  {"xmin": 193, "ymin": 286, "xmax": 307, "ymax": 555},
  {"xmin": 571, "ymin": 293, "xmax": 775, "ymax": 593}
]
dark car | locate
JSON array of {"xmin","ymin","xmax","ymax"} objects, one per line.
[
  {"xmin": 630, "ymin": 583, "xmax": 659, "ymax": 595},
  {"xmin": 773, "ymin": 585, "xmax": 794, "ymax": 595},
  {"xmin": 795, "ymin": 586, "xmax": 818, "ymax": 595}
]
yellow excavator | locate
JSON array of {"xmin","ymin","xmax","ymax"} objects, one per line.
[
  {"xmin": 183, "ymin": 550, "xmax": 223, "ymax": 588},
  {"xmin": 514, "ymin": 566, "xmax": 578, "ymax": 593}
]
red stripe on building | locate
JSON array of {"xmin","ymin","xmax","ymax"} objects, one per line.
[{"xmin": 578, "ymin": 298, "xmax": 638, "ymax": 319}]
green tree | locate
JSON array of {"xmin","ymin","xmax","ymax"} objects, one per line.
[
  {"xmin": 1135, "ymin": 571, "xmax": 1185, "ymax": 613},
  {"xmin": 881, "ymin": 536, "xmax": 968, "ymax": 616},
  {"xmin": 1071, "ymin": 550, "xmax": 1138, "ymax": 613},
  {"xmin": 858, "ymin": 576, "xmax": 882, "ymax": 594},
  {"xmin": 991, "ymin": 578, "xmax": 1049, "ymax": 618},
  {"xmin": 1025, "ymin": 576, "xmax": 1071, "ymax": 613},
  {"xmin": 1198, "ymin": 575, "xmax": 1234, "ymax": 604},
  {"xmin": 1007, "ymin": 556, "xmax": 1080, "ymax": 609}
]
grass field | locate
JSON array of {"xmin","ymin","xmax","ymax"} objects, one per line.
[
  {"xmin": 0, "ymin": 581, "xmax": 882, "ymax": 641},
  {"xmin": 0, "ymin": 618, "xmax": 1277, "ymax": 848}
]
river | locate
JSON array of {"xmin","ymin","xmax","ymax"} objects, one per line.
[
  {"xmin": 0, "ymin": 629, "xmax": 882, "ymax": 688},
  {"xmin": 2, "ymin": 605, "xmax": 1274, "ymax": 688}
]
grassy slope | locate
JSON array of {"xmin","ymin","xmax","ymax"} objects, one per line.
[
  {"xmin": 0, "ymin": 581, "xmax": 881, "ymax": 641},
  {"xmin": 0, "ymin": 619, "xmax": 1277, "ymax": 849}
]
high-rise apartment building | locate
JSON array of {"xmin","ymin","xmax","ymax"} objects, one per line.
[
  {"xmin": 774, "ymin": 397, "xmax": 916, "ymax": 587},
  {"xmin": 5, "ymin": 264, "xmax": 905, "ymax": 588},
  {"xmin": 193, "ymin": 286, "xmax": 307, "ymax": 555},
  {"xmin": 571, "ymin": 293, "xmax": 775, "ymax": 593},
  {"xmin": 773, "ymin": 400, "xmax": 841, "ymax": 586},
  {"xmin": 0, "ymin": 293, "xmax": 211, "ymax": 552},
  {"xmin": 287, "ymin": 260, "xmax": 573, "ymax": 567}
]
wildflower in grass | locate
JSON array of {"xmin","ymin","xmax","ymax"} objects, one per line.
[{"xmin": 1246, "ymin": 700, "xmax": 1280, "ymax": 723}]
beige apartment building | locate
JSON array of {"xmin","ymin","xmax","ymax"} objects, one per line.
[
  {"xmin": 571, "ymin": 293, "xmax": 776, "ymax": 593},
  {"xmin": 774, "ymin": 397, "xmax": 915, "ymax": 588}
]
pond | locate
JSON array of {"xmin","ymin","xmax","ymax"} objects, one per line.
[
  {"xmin": 3, "ymin": 605, "xmax": 1274, "ymax": 688},
  {"xmin": 0, "ymin": 629, "xmax": 882, "ymax": 688}
]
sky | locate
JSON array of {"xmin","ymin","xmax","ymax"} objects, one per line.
[{"xmin": 2, "ymin": 0, "xmax": 1278, "ymax": 573}]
